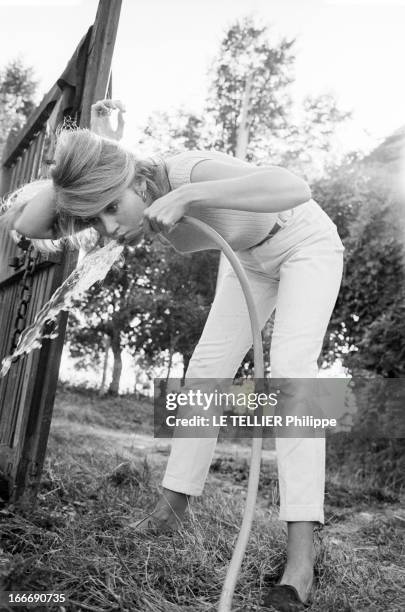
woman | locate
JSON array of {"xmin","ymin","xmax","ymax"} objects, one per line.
[{"xmin": 1, "ymin": 99, "xmax": 345, "ymax": 611}]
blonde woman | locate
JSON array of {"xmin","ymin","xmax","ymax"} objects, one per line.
[{"xmin": 1, "ymin": 100, "xmax": 345, "ymax": 611}]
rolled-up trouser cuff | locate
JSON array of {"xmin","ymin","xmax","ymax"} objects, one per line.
[
  {"xmin": 162, "ymin": 474, "xmax": 204, "ymax": 497},
  {"xmin": 279, "ymin": 505, "xmax": 324, "ymax": 525}
]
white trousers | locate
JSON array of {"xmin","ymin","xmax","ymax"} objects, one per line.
[{"xmin": 162, "ymin": 199, "xmax": 345, "ymax": 524}]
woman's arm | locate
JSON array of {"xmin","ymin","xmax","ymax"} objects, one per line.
[
  {"xmin": 10, "ymin": 181, "xmax": 59, "ymax": 239},
  {"xmin": 144, "ymin": 157, "xmax": 311, "ymax": 233},
  {"xmin": 6, "ymin": 100, "xmax": 125, "ymax": 240},
  {"xmin": 186, "ymin": 159, "xmax": 311, "ymax": 213}
]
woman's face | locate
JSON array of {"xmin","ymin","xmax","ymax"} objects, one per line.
[{"xmin": 88, "ymin": 187, "xmax": 146, "ymax": 245}]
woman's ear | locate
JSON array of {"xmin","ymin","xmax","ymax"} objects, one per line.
[{"xmin": 134, "ymin": 176, "xmax": 147, "ymax": 197}]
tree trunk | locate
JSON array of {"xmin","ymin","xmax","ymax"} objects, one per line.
[
  {"xmin": 165, "ymin": 345, "xmax": 174, "ymax": 385},
  {"xmin": 181, "ymin": 353, "xmax": 192, "ymax": 386},
  {"xmin": 99, "ymin": 334, "xmax": 111, "ymax": 396},
  {"xmin": 215, "ymin": 73, "xmax": 252, "ymax": 293},
  {"xmin": 108, "ymin": 328, "xmax": 122, "ymax": 396},
  {"xmin": 235, "ymin": 72, "xmax": 252, "ymax": 159}
]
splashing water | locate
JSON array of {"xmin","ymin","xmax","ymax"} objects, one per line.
[{"xmin": 0, "ymin": 241, "xmax": 124, "ymax": 377}]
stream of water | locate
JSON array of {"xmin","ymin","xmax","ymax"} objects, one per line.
[{"xmin": 0, "ymin": 241, "xmax": 124, "ymax": 378}]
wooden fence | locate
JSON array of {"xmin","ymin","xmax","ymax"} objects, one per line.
[{"xmin": 0, "ymin": 0, "xmax": 122, "ymax": 507}]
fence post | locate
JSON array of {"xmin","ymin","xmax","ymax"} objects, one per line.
[{"xmin": 80, "ymin": 0, "xmax": 122, "ymax": 127}]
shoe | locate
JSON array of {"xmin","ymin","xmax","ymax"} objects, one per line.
[{"xmin": 262, "ymin": 584, "xmax": 310, "ymax": 611}]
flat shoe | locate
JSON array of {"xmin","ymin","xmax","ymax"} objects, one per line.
[{"xmin": 262, "ymin": 584, "xmax": 310, "ymax": 611}]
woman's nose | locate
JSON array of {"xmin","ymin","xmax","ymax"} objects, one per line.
[{"xmin": 100, "ymin": 214, "xmax": 120, "ymax": 237}]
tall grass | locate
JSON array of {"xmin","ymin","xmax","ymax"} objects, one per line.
[{"xmin": 0, "ymin": 385, "xmax": 403, "ymax": 611}]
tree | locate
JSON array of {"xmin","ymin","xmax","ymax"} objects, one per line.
[
  {"xmin": 66, "ymin": 242, "xmax": 157, "ymax": 395},
  {"xmin": 275, "ymin": 94, "xmax": 352, "ymax": 179},
  {"xmin": 67, "ymin": 239, "xmax": 219, "ymax": 394},
  {"xmin": 205, "ymin": 17, "xmax": 351, "ymax": 174},
  {"xmin": 312, "ymin": 141, "xmax": 405, "ymax": 377},
  {"xmin": 142, "ymin": 247, "xmax": 219, "ymax": 381},
  {"xmin": 205, "ymin": 16, "xmax": 352, "ymax": 373},
  {"xmin": 67, "ymin": 16, "xmax": 354, "ymax": 392},
  {"xmin": 137, "ymin": 108, "xmax": 210, "ymax": 156},
  {"xmin": 130, "ymin": 16, "xmax": 352, "ymax": 382},
  {"xmin": 314, "ymin": 136, "xmax": 405, "ymax": 487},
  {"xmin": 206, "ymin": 16, "xmax": 295, "ymax": 158},
  {"xmin": 0, "ymin": 58, "xmax": 38, "ymax": 156}
]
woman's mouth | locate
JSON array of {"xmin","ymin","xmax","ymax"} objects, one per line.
[{"xmin": 117, "ymin": 230, "xmax": 142, "ymax": 245}]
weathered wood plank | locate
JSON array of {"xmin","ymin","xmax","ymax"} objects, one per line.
[
  {"xmin": 80, "ymin": 0, "xmax": 122, "ymax": 126},
  {"xmin": 1, "ymin": 84, "xmax": 60, "ymax": 169},
  {"xmin": 7, "ymin": 0, "xmax": 122, "ymax": 507}
]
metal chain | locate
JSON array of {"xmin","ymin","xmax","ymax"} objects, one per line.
[{"xmin": 10, "ymin": 242, "xmax": 39, "ymax": 357}]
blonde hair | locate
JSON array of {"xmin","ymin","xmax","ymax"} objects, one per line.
[{"xmin": 0, "ymin": 127, "xmax": 170, "ymax": 254}]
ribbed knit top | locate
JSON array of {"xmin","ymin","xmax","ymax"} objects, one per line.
[{"xmin": 158, "ymin": 150, "xmax": 281, "ymax": 253}]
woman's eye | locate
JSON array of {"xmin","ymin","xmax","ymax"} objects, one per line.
[{"xmin": 106, "ymin": 201, "xmax": 118, "ymax": 213}]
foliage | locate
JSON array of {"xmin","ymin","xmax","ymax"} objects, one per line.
[
  {"xmin": 276, "ymin": 94, "xmax": 352, "ymax": 179},
  {"xmin": 138, "ymin": 16, "xmax": 350, "ymax": 178},
  {"xmin": 206, "ymin": 16, "xmax": 295, "ymax": 157},
  {"xmin": 0, "ymin": 58, "xmax": 38, "ymax": 156},
  {"xmin": 137, "ymin": 108, "xmax": 209, "ymax": 157},
  {"xmin": 67, "ymin": 242, "xmax": 156, "ymax": 394},
  {"xmin": 130, "ymin": 246, "xmax": 219, "ymax": 380},
  {"xmin": 313, "ymin": 151, "xmax": 405, "ymax": 377},
  {"xmin": 205, "ymin": 16, "xmax": 351, "ymax": 176},
  {"xmin": 67, "ymin": 16, "xmax": 356, "ymax": 391},
  {"xmin": 67, "ymin": 240, "xmax": 219, "ymax": 393}
]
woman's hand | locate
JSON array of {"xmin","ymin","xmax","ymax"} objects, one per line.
[
  {"xmin": 90, "ymin": 99, "xmax": 126, "ymax": 141},
  {"xmin": 143, "ymin": 187, "xmax": 190, "ymax": 234}
]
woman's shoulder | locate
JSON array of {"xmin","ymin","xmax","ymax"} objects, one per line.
[
  {"xmin": 166, "ymin": 148, "xmax": 253, "ymax": 166},
  {"xmin": 165, "ymin": 149, "xmax": 252, "ymax": 189},
  {"xmin": 166, "ymin": 148, "xmax": 227, "ymax": 167}
]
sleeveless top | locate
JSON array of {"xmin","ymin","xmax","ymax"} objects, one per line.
[{"xmin": 158, "ymin": 150, "xmax": 281, "ymax": 253}]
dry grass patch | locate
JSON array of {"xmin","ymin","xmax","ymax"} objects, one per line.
[{"xmin": 0, "ymin": 386, "xmax": 403, "ymax": 611}]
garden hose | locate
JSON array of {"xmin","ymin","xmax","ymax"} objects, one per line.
[{"xmin": 180, "ymin": 217, "xmax": 264, "ymax": 612}]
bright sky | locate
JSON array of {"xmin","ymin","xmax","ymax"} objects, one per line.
[{"xmin": 1, "ymin": 0, "xmax": 404, "ymax": 154}]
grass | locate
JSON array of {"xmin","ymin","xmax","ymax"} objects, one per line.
[{"xmin": 0, "ymin": 383, "xmax": 404, "ymax": 611}]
